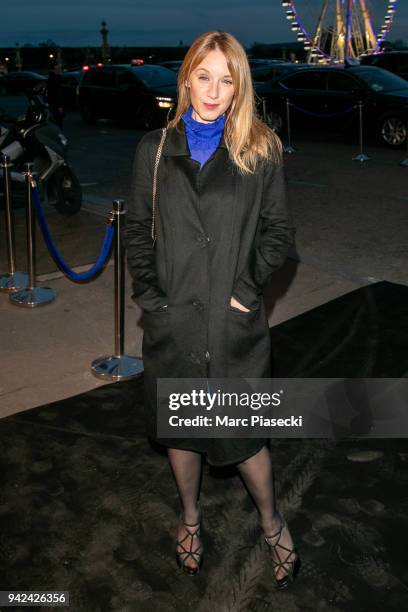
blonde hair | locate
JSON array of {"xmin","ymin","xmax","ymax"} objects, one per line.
[{"xmin": 166, "ymin": 30, "xmax": 282, "ymax": 175}]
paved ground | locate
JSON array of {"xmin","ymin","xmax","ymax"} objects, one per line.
[
  {"xmin": 0, "ymin": 98, "xmax": 407, "ymax": 418},
  {"xmin": 1, "ymin": 281, "xmax": 408, "ymax": 611}
]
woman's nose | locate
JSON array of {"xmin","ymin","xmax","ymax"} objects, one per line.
[{"xmin": 208, "ymin": 80, "xmax": 220, "ymax": 99}]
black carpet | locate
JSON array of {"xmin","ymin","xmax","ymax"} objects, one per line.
[{"xmin": 1, "ymin": 281, "xmax": 408, "ymax": 612}]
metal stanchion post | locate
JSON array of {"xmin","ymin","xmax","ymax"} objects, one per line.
[
  {"xmin": 0, "ymin": 154, "xmax": 29, "ymax": 291},
  {"xmin": 284, "ymin": 98, "xmax": 296, "ymax": 154},
  {"xmin": 399, "ymin": 103, "xmax": 408, "ymax": 167},
  {"xmin": 353, "ymin": 100, "xmax": 370, "ymax": 162},
  {"xmin": 91, "ymin": 199, "xmax": 144, "ymax": 380},
  {"xmin": 9, "ymin": 163, "xmax": 57, "ymax": 307}
]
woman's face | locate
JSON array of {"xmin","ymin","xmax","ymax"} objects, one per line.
[{"xmin": 188, "ymin": 49, "xmax": 235, "ymax": 124}]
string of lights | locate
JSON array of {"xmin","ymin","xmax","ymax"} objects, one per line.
[{"xmin": 281, "ymin": 0, "xmax": 399, "ymax": 64}]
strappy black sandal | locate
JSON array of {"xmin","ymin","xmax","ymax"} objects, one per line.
[
  {"xmin": 264, "ymin": 511, "xmax": 301, "ymax": 589},
  {"xmin": 175, "ymin": 505, "xmax": 204, "ymax": 576}
]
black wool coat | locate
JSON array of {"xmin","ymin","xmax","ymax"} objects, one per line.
[{"xmin": 124, "ymin": 121, "xmax": 296, "ymax": 466}]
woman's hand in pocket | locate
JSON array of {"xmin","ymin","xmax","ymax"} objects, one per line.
[{"xmin": 230, "ymin": 296, "xmax": 250, "ymax": 313}]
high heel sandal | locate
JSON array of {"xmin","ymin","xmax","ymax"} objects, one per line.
[
  {"xmin": 175, "ymin": 505, "xmax": 204, "ymax": 576},
  {"xmin": 263, "ymin": 511, "xmax": 301, "ymax": 590}
]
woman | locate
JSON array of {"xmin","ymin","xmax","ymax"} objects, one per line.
[{"xmin": 124, "ymin": 31, "xmax": 300, "ymax": 588}]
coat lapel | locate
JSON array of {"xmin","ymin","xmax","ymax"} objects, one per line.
[{"xmin": 161, "ymin": 120, "xmax": 229, "ymax": 236}]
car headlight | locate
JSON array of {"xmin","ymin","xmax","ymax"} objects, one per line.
[{"xmin": 155, "ymin": 96, "xmax": 174, "ymax": 108}]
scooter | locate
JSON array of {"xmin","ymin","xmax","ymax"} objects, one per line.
[{"xmin": 0, "ymin": 91, "xmax": 82, "ymax": 215}]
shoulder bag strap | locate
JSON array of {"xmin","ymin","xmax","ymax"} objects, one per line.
[{"xmin": 151, "ymin": 127, "xmax": 167, "ymax": 246}]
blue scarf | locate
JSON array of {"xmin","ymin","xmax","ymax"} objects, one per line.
[{"xmin": 181, "ymin": 105, "xmax": 225, "ymax": 168}]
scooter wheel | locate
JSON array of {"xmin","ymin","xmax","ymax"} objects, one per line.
[{"xmin": 47, "ymin": 166, "xmax": 82, "ymax": 216}]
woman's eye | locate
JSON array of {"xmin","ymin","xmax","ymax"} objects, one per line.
[{"xmin": 197, "ymin": 76, "xmax": 232, "ymax": 85}]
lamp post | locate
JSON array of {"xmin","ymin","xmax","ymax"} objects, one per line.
[
  {"xmin": 15, "ymin": 43, "xmax": 22, "ymax": 71},
  {"xmin": 100, "ymin": 21, "xmax": 111, "ymax": 64}
]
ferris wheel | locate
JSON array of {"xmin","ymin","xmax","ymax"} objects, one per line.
[{"xmin": 281, "ymin": 1, "xmax": 398, "ymax": 64}]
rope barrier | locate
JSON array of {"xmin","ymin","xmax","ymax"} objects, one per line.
[{"xmin": 31, "ymin": 185, "xmax": 115, "ymax": 282}]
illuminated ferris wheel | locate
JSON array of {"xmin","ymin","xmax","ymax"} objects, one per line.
[{"xmin": 281, "ymin": 1, "xmax": 398, "ymax": 64}]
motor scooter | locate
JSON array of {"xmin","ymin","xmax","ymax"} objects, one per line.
[{"xmin": 0, "ymin": 91, "xmax": 82, "ymax": 215}]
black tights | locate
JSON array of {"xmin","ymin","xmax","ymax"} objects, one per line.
[
  {"xmin": 169, "ymin": 445, "xmax": 296, "ymax": 577},
  {"xmin": 167, "ymin": 444, "xmax": 278, "ymax": 531}
]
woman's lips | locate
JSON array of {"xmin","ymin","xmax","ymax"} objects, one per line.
[{"xmin": 203, "ymin": 103, "xmax": 219, "ymax": 109}]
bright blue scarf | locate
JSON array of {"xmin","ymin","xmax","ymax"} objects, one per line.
[{"xmin": 181, "ymin": 104, "xmax": 225, "ymax": 168}]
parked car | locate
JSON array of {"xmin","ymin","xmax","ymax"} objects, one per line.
[
  {"xmin": 255, "ymin": 64, "xmax": 408, "ymax": 148},
  {"xmin": 252, "ymin": 63, "xmax": 313, "ymax": 131},
  {"xmin": 0, "ymin": 71, "xmax": 47, "ymax": 96},
  {"xmin": 251, "ymin": 61, "xmax": 303, "ymax": 85},
  {"xmin": 360, "ymin": 51, "xmax": 408, "ymax": 81},
  {"xmin": 158, "ymin": 60, "xmax": 183, "ymax": 72},
  {"xmin": 61, "ymin": 70, "xmax": 83, "ymax": 111},
  {"xmin": 77, "ymin": 64, "xmax": 177, "ymax": 128}
]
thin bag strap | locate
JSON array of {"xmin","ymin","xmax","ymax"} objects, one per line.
[{"xmin": 151, "ymin": 127, "xmax": 167, "ymax": 246}]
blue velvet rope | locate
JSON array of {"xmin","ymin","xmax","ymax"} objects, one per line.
[{"xmin": 31, "ymin": 185, "xmax": 115, "ymax": 282}]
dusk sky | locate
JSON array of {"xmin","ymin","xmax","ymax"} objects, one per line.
[{"xmin": 2, "ymin": 1, "xmax": 407, "ymax": 48}]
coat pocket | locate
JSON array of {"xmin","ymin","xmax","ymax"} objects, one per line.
[
  {"xmin": 226, "ymin": 306, "xmax": 270, "ymax": 376},
  {"xmin": 226, "ymin": 307, "xmax": 258, "ymax": 358},
  {"xmin": 229, "ymin": 291, "xmax": 261, "ymax": 314},
  {"xmin": 229, "ymin": 304, "xmax": 254, "ymax": 315}
]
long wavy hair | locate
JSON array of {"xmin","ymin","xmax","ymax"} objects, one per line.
[{"xmin": 166, "ymin": 30, "xmax": 282, "ymax": 175}]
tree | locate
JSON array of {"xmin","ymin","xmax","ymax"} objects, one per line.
[{"xmin": 38, "ymin": 40, "xmax": 58, "ymax": 48}]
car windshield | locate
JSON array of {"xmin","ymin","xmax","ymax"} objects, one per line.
[
  {"xmin": 252, "ymin": 66, "xmax": 292, "ymax": 83},
  {"xmin": 130, "ymin": 65, "xmax": 177, "ymax": 87},
  {"xmin": 355, "ymin": 68, "xmax": 408, "ymax": 92}
]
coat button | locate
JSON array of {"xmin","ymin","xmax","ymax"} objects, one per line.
[
  {"xmin": 205, "ymin": 351, "xmax": 210, "ymax": 362},
  {"xmin": 192, "ymin": 299, "xmax": 203, "ymax": 311},
  {"xmin": 196, "ymin": 234, "xmax": 210, "ymax": 248}
]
